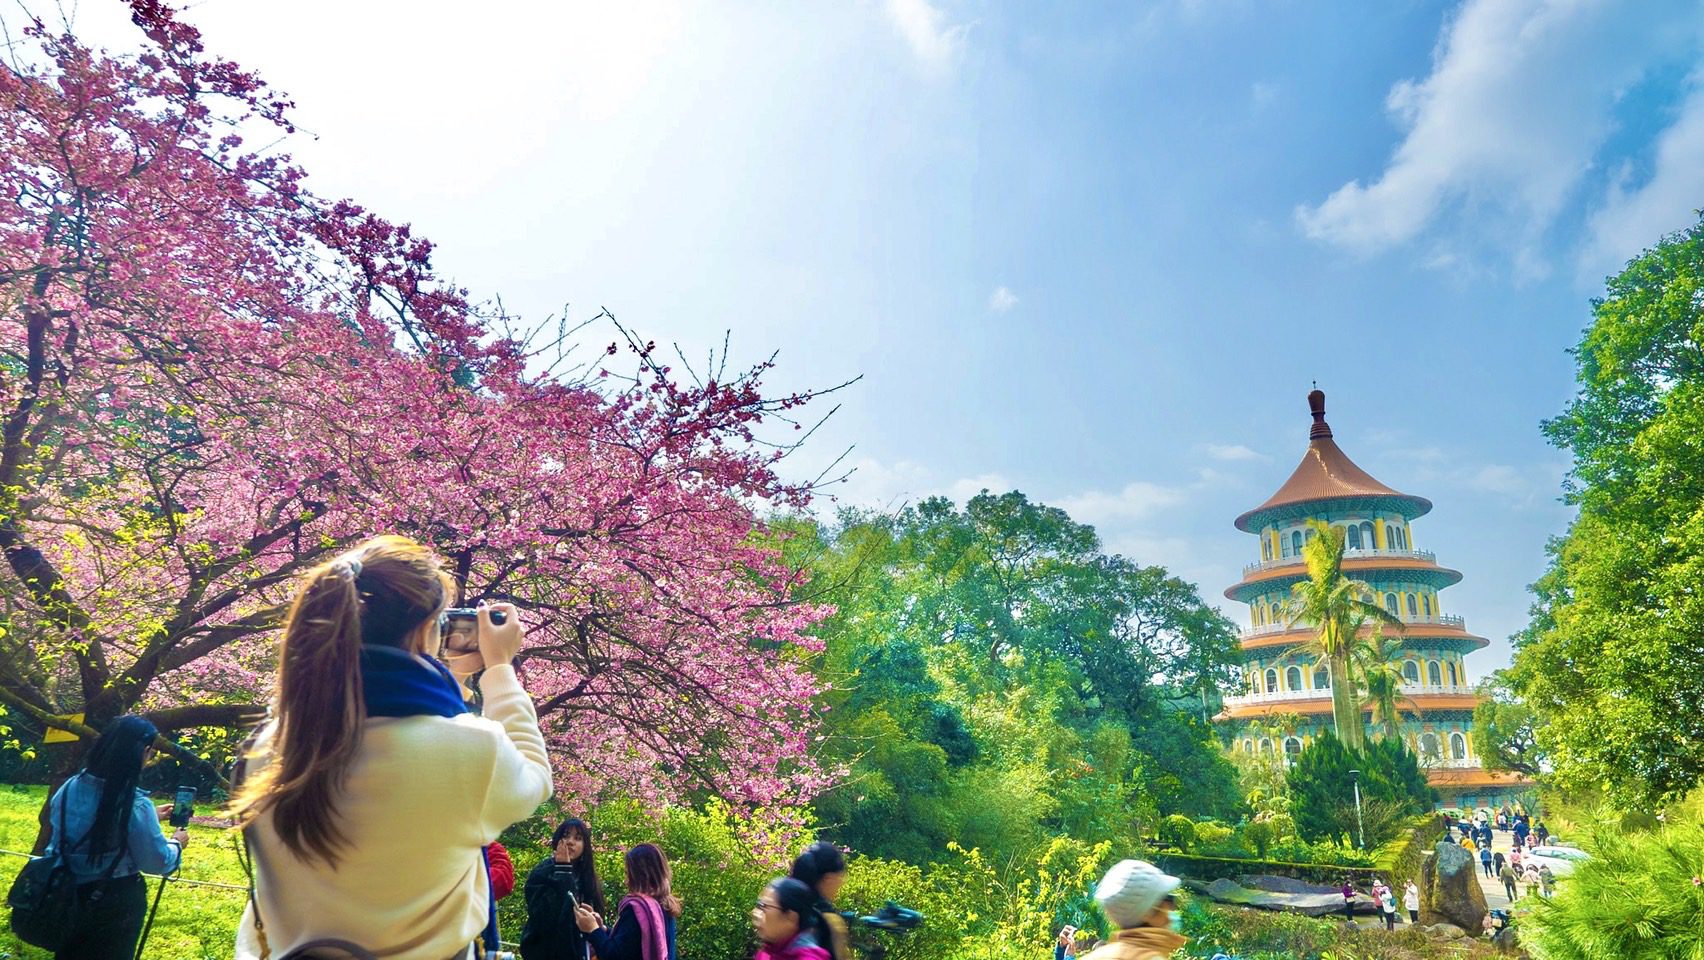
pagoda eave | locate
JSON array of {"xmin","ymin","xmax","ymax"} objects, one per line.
[
  {"xmin": 1427, "ymin": 768, "xmax": 1537, "ymax": 789},
  {"xmin": 1238, "ymin": 625, "xmax": 1490, "ymax": 653},
  {"xmin": 1226, "ymin": 557, "xmax": 1464, "ymax": 600},
  {"xmin": 1235, "ymin": 492, "xmax": 1433, "ymax": 533}
]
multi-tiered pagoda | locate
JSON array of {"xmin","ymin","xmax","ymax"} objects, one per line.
[{"xmin": 1217, "ymin": 390, "xmax": 1530, "ymax": 810}]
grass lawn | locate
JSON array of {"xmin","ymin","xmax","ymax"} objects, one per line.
[{"xmin": 0, "ymin": 784, "xmax": 248, "ymax": 959}]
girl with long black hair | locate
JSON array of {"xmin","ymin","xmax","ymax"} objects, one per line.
[
  {"xmin": 520, "ymin": 817, "xmax": 606, "ymax": 960},
  {"xmin": 43, "ymin": 714, "xmax": 188, "ymax": 960},
  {"xmin": 789, "ymin": 841, "xmax": 849, "ymax": 960}
]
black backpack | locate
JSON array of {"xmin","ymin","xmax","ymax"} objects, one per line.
[{"xmin": 7, "ymin": 780, "xmax": 131, "ymax": 950}]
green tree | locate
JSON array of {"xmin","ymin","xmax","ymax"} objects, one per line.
[
  {"xmin": 1513, "ymin": 215, "xmax": 1704, "ymax": 805},
  {"xmin": 1355, "ymin": 631, "xmax": 1416, "ymax": 741},
  {"xmin": 1284, "ymin": 520, "xmax": 1399, "ymax": 751},
  {"xmin": 1287, "ymin": 729, "xmax": 1434, "ymax": 846},
  {"xmin": 1471, "ymin": 670, "xmax": 1545, "ymax": 779}
]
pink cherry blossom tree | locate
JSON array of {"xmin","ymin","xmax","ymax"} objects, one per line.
[{"xmin": 0, "ymin": 0, "xmax": 837, "ymax": 822}]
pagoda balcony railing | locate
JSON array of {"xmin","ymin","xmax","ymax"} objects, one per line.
[
  {"xmin": 1239, "ymin": 613, "xmax": 1465, "ymax": 639},
  {"xmin": 1421, "ymin": 757, "xmax": 1483, "ymax": 770},
  {"xmin": 1242, "ymin": 549, "xmax": 1437, "ymax": 575},
  {"xmin": 1223, "ymin": 681, "xmax": 1478, "ymax": 708}
]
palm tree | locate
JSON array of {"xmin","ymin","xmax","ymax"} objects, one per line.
[
  {"xmin": 1284, "ymin": 519, "xmax": 1400, "ymax": 751},
  {"xmin": 1355, "ymin": 630, "xmax": 1417, "ymax": 740}
]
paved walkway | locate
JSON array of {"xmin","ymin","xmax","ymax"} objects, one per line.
[{"xmin": 1460, "ymin": 822, "xmax": 1543, "ymax": 912}]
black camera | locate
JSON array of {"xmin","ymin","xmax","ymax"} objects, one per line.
[
  {"xmin": 844, "ymin": 902, "xmax": 922, "ymax": 960},
  {"xmin": 440, "ymin": 607, "xmax": 507, "ymax": 655}
]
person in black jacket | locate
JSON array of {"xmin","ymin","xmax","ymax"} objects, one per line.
[
  {"xmin": 521, "ymin": 818, "xmax": 606, "ymax": 960},
  {"xmin": 789, "ymin": 841, "xmax": 849, "ymax": 960}
]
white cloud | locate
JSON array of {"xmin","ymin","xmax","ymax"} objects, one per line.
[
  {"xmin": 884, "ymin": 0, "xmax": 970, "ymax": 72},
  {"xmin": 1580, "ymin": 75, "xmax": 1704, "ymax": 277},
  {"xmin": 1295, "ymin": 0, "xmax": 1701, "ymax": 266},
  {"xmin": 1205, "ymin": 443, "xmax": 1267, "ymax": 462},
  {"xmin": 1250, "ymin": 80, "xmax": 1278, "ymax": 110},
  {"xmin": 987, "ymin": 285, "xmax": 1018, "ymax": 313},
  {"xmin": 1056, "ymin": 481, "xmax": 1190, "ymax": 526}
]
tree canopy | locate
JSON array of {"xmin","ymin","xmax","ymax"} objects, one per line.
[{"xmin": 1512, "ymin": 215, "xmax": 1704, "ymax": 806}]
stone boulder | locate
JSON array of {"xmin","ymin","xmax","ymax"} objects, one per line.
[
  {"xmin": 1190, "ymin": 876, "xmax": 1376, "ymax": 917},
  {"xmin": 1423, "ymin": 922, "xmax": 1468, "ymax": 941},
  {"xmin": 1421, "ymin": 842, "xmax": 1488, "ymax": 931}
]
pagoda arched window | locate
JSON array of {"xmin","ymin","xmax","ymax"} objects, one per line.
[
  {"xmin": 1447, "ymin": 662, "xmax": 1458, "ymax": 686},
  {"xmin": 1347, "ymin": 525, "xmax": 1363, "ymax": 550},
  {"xmin": 1422, "ymin": 594, "xmax": 1432, "ymax": 616},
  {"xmin": 1420, "ymin": 733, "xmax": 1441, "ymax": 760},
  {"xmin": 1314, "ymin": 666, "xmax": 1328, "ymax": 688},
  {"xmin": 1260, "ymin": 739, "xmax": 1274, "ymax": 755},
  {"xmin": 1450, "ymin": 733, "xmax": 1467, "ymax": 760},
  {"xmin": 1305, "ymin": 528, "xmax": 1316, "ymax": 544},
  {"xmin": 1265, "ymin": 668, "xmax": 1279, "ymax": 693},
  {"xmin": 1406, "ymin": 594, "xmax": 1418, "ymax": 617},
  {"xmin": 1291, "ymin": 531, "xmax": 1302, "ymax": 556},
  {"xmin": 1385, "ymin": 524, "xmax": 1397, "ymax": 550},
  {"xmin": 1270, "ymin": 603, "xmax": 1282, "ymax": 624},
  {"xmin": 1384, "ymin": 593, "xmax": 1398, "ymax": 615},
  {"xmin": 1427, "ymin": 661, "xmax": 1442, "ymax": 685},
  {"xmin": 1359, "ymin": 521, "xmax": 1375, "ymax": 549},
  {"xmin": 1286, "ymin": 666, "xmax": 1303, "ymax": 691},
  {"xmin": 1402, "ymin": 660, "xmax": 1419, "ymax": 683},
  {"xmin": 1243, "ymin": 739, "xmax": 1254, "ymax": 753},
  {"xmin": 1263, "ymin": 538, "xmax": 1272, "ymax": 561},
  {"xmin": 1283, "ymin": 737, "xmax": 1303, "ymax": 763}
]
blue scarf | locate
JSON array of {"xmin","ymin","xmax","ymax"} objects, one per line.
[{"xmin": 359, "ymin": 645, "xmax": 501, "ymax": 950}]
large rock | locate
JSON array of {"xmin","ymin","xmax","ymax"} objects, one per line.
[
  {"xmin": 1423, "ymin": 922, "xmax": 1468, "ymax": 941},
  {"xmin": 1421, "ymin": 842, "xmax": 1488, "ymax": 931},
  {"xmin": 1191, "ymin": 876, "xmax": 1376, "ymax": 917}
]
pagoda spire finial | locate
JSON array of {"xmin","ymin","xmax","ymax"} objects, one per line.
[{"xmin": 1307, "ymin": 387, "xmax": 1332, "ymax": 440}]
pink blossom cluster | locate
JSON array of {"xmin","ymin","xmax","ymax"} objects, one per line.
[{"xmin": 0, "ymin": 1, "xmax": 833, "ymax": 809}]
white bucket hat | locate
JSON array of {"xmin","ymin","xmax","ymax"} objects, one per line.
[{"xmin": 1094, "ymin": 859, "xmax": 1180, "ymax": 928}]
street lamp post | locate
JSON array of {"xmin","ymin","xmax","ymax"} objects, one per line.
[{"xmin": 1349, "ymin": 768, "xmax": 1366, "ymax": 850}]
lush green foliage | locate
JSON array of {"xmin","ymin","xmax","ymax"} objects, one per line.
[
  {"xmin": 1287, "ymin": 730, "xmax": 1435, "ymax": 847},
  {"xmin": 1521, "ymin": 807, "xmax": 1704, "ymax": 960},
  {"xmin": 784, "ymin": 493, "xmax": 1243, "ymax": 867},
  {"xmin": 1515, "ymin": 215, "xmax": 1704, "ymax": 804},
  {"xmin": 1284, "ymin": 521, "xmax": 1401, "ymax": 751},
  {"xmin": 1469, "ymin": 670, "xmax": 1545, "ymax": 778}
]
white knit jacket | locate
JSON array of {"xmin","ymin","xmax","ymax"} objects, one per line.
[{"xmin": 235, "ymin": 664, "xmax": 553, "ymax": 959}]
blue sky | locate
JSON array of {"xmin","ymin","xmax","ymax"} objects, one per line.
[{"xmin": 44, "ymin": 0, "xmax": 1704, "ymax": 677}]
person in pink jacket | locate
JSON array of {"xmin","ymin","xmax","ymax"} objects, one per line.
[{"xmin": 752, "ymin": 878, "xmax": 832, "ymax": 960}]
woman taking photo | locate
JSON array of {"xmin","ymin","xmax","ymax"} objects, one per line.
[
  {"xmin": 521, "ymin": 818, "xmax": 607, "ymax": 960},
  {"xmin": 230, "ymin": 536, "xmax": 553, "ymax": 959},
  {"xmin": 573, "ymin": 843, "xmax": 680, "ymax": 960},
  {"xmin": 789, "ymin": 841, "xmax": 849, "ymax": 960},
  {"xmin": 752, "ymin": 877, "xmax": 832, "ymax": 960},
  {"xmin": 42, "ymin": 715, "xmax": 189, "ymax": 960}
]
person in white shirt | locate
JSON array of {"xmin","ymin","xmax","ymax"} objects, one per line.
[{"xmin": 230, "ymin": 536, "xmax": 553, "ymax": 959}]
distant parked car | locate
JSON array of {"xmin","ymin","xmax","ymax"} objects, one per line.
[{"xmin": 1526, "ymin": 845, "xmax": 1590, "ymax": 877}]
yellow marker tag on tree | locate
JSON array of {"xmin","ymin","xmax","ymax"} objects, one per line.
[{"xmin": 43, "ymin": 714, "xmax": 84, "ymax": 744}]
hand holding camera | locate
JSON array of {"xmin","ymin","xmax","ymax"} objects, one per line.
[{"xmin": 439, "ymin": 603, "xmax": 521, "ymax": 676}]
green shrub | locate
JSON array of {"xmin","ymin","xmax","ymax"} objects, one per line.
[
  {"xmin": 1287, "ymin": 730, "xmax": 1435, "ymax": 846},
  {"xmin": 1193, "ymin": 820, "xmax": 1235, "ymax": 850},
  {"xmin": 1160, "ymin": 813, "xmax": 1197, "ymax": 851},
  {"xmin": 1521, "ymin": 812, "xmax": 1704, "ymax": 959}
]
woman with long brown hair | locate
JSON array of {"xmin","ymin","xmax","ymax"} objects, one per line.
[
  {"xmin": 230, "ymin": 535, "xmax": 552, "ymax": 959},
  {"xmin": 573, "ymin": 843, "xmax": 680, "ymax": 960}
]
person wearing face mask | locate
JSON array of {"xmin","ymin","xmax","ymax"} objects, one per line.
[{"xmin": 1080, "ymin": 860, "xmax": 1187, "ymax": 960}]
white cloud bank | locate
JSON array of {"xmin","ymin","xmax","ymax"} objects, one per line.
[
  {"xmin": 1296, "ymin": 0, "xmax": 1704, "ymax": 275},
  {"xmin": 884, "ymin": 0, "xmax": 970, "ymax": 72},
  {"xmin": 987, "ymin": 285, "xmax": 1018, "ymax": 313}
]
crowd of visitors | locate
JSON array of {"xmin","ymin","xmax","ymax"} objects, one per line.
[{"xmin": 19, "ymin": 537, "xmax": 879, "ymax": 960}]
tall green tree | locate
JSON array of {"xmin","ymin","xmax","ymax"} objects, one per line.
[
  {"xmin": 1471, "ymin": 671, "xmax": 1545, "ymax": 779},
  {"xmin": 1513, "ymin": 215, "xmax": 1704, "ymax": 805},
  {"xmin": 1355, "ymin": 631, "xmax": 1416, "ymax": 741},
  {"xmin": 1285, "ymin": 520, "xmax": 1399, "ymax": 751}
]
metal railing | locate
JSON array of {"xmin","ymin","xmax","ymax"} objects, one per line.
[
  {"xmin": 1223, "ymin": 681, "xmax": 1479, "ymax": 707},
  {"xmin": 1239, "ymin": 612, "xmax": 1466, "ymax": 639},
  {"xmin": 1242, "ymin": 548, "xmax": 1437, "ymax": 575}
]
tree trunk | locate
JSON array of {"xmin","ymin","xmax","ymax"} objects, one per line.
[{"xmin": 1329, "ymin": 654, "xmax": 1364, "ymax": 750}]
